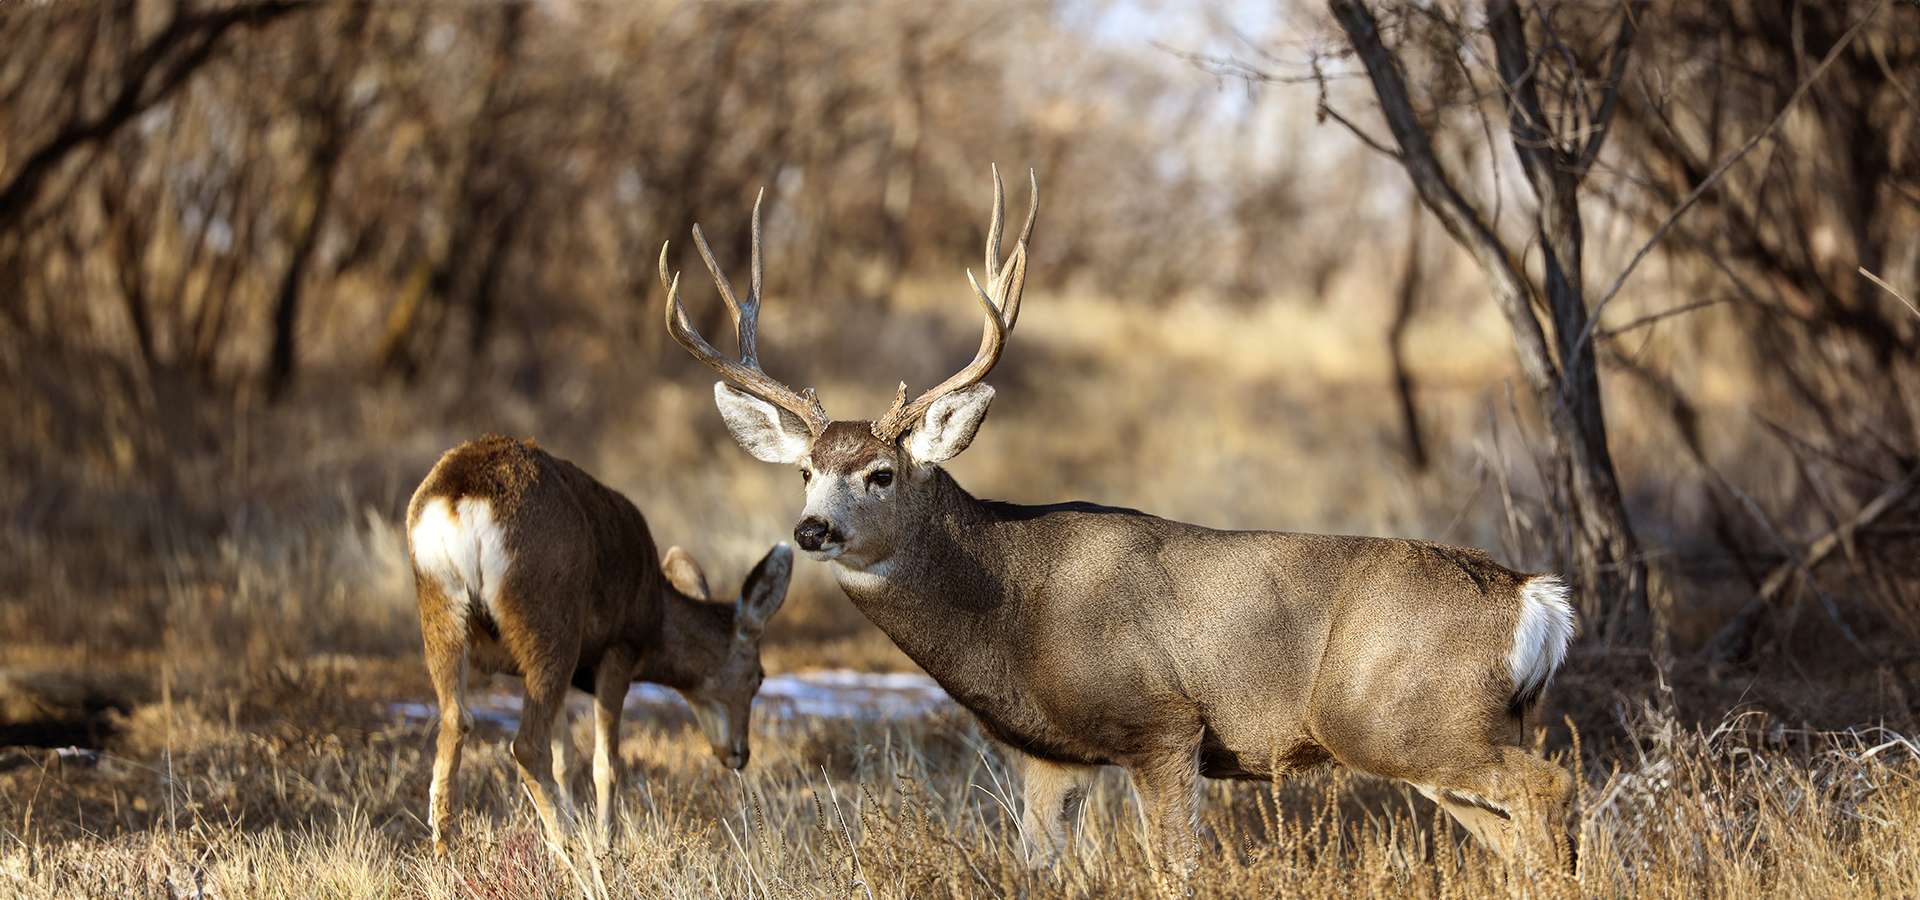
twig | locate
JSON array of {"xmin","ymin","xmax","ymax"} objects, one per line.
[
  {"xmin": 1859, "ymin": 267, "xmax": 1920, "ymax": 319},
  {"xmin": 1313, "ymin": 54, "xmax": 1403, "ymax": 160},
  {"xmin": 1707, "ymin": 468, "xmax": 1920, "ymax": 661},
  {"xmin": 1598, "ymin": 297, "xmax": 1729, "ymax": 339}
]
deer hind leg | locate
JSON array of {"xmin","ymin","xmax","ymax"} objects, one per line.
[
  {"xmin": 1423, "ymin": 747, "xmax": 1573, "ymax": 872},
  {"xmin": 1126, "ymin": 738, "xmax": 1203, "ymax": 879},
  {"xmin": 1500, "ymin": 748, "xmax": 1574, "ymax": 872},
  {"xmin": 1414, "ymin": 785, "xmax": 1516, "ymax": 858},
  {"xmin": 511, "ymin": 661, "xmax": 578, "ymax": 853},
  {"xmin": 419, "ymin": 581, "xmax": 474, "ymax": 858},
  {"xmin": 1015, "ymin": 753, "xmax": 1094, "ymax": 868},
  {"xmin": 591, "ymin": 649, "xmax": 633, "ymax": 842}
]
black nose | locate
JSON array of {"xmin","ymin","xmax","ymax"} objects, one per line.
[
  {"xmin": 725, "ymin": 748, "xmax": 749, "ymax": 770},
  {"xmin": 794, "ymin": 516, "xmax": 832, "ymax": 551}
]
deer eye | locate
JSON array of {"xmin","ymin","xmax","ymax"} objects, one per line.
[
  {"xmin": 799, "ymin": 468, "xmax": 812, "ymax": 483},
  {"xmin": 867, "ymin": 469, "xmax": 894, "ymax": 488}
]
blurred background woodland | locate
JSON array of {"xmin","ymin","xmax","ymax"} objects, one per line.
[
  {"xmin": 7, "ymin": 2, "xmax": 1920, "ymax": 894},
  {"xmin": 3, "ymin": 0, "xmax": 1919, "ymax": 731}
]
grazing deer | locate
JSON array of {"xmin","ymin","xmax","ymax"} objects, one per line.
[
  {"xmin": 406, "ymin": 435, "xmax": 792, "ymax": 855},
  {"xmin": 657, "ymin": 169, "xmax": 1577, "ymax": 872}
]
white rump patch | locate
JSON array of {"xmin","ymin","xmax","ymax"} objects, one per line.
[
  {"xmin": 1509, "ymin": 575, "xmax": 1576, "ymax": 699},
  {"xmin": 410, "ymin": 496, "xmax": 512, "ymax": 624}
]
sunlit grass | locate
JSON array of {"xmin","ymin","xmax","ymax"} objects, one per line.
[{"xmin": 3, "ymin": 678, "xmax": 1915, "ymax": 898}]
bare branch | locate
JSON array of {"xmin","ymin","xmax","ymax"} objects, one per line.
[
  {"xmin": 1487, "ymin": 0, "xmax": 1565, "ymax": 198},
  {"xmin": 1312, "ymin": 55, "xmax": 1401, "ymax": 161},
  {"xmin": 1573, "ymin": 0, "xmax": 1646, "ymax": 178},
  {"xmin": 1326, "ymin": 0, "xmax": 1561, "ymax": 404},
  {"xmin": 1575, "ymin": 0, "xmax": 1887, "ymax": 358},
  {"xmin": 1598, "ymin": 297, "xmax": 1730, "ymax": 340},
  {"xmin": 1707, "ymin": 467, "xmax": 1920, "ymax": 662},
  {"xmin": 0, "ymin": 1, "xmax": 314, "ymax": 231}
]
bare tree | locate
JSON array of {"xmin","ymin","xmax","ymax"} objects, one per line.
[
  {"xmin": 264, "ymin": 2, "xmax": 370, "ymax": 399},
  {"xmin": 374, "ymin": 2, "xmax": 528, "ymax": 379},
  {"xmin": 0, "ymin": 1, "xmax": 308, "ymax": 232},
  {"xmin": 1605, "ymin": 0, "xmax": 1918, "ymax": 656},
  {"xmin": 1326, "ymin": 0, "xmax": 1652, "ymax": 650}
]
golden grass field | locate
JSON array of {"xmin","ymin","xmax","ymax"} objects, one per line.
[
  {"xmin": 5, "ymin": 285, "xmax": 1917, "ymax": 898},
  {"xmin": 4, "ymin": 661, "xmax": 1918, "ymax": 899}
]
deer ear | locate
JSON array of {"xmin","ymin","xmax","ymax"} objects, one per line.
[
  {"xmin": 661, "ymin": 546, "xmax": 711, "ymax": 601},
  {"xmin": 903, "ymin": 384, "xmax": 994, "ymax": 463},
  {"xmin": 736, "ymin": 543, "xmax": 793, "ymax": 639},
  {"xmin": 714, "ymin": 383, "xmax": 813, "ymax": 464}
]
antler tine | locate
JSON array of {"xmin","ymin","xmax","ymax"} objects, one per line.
[
  {"xmin": 660, "ymin": 201, "xmax": 829, "ymax": 435},
  {"xmin": 980, "ymin": 166, "xmax": 1039, "ymax": 311},
  {"xmin": 954, "ymin": 263, "xmax": 1010, "ymax": 381},
  {"xmin": 660, "ymin": 242, "xmax": 713, "ymax": 359},
  {"xmin": 690, "ymin": 224, "xmax": 750, "ymax": 365},
  {"xmin": 996, "ymin": 170, "xmax": 1038, "ymax": 331},
  {"xmin": 1016, "ymin": 168, "xmax": 1038, "ymax": 250},
  {"xmin": 689, "ymin": 190, "xmax": 767, "ymax": 364},
  {"xmin": 872, "ymin": 168, "xmax": 1037, "ymax": 442},
  {"xmin": 985, "ymin": 163, "xmax": 1005, "ymax": 286},
  {"xmin": 749, "ymin": 187, "xmax": 764, "ymax": 341}
]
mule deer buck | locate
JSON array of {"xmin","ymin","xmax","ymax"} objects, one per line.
[
  {"xmin": 658, "ymin": 168, "xmax": 1577, "ymax": 872},
  {"xmin": 407, "ymin": 435, "xmax": 793, "ymax": 855}
]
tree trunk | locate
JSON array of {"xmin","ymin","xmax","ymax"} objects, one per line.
[{"xmin": 264, "ymin": 131, "xmax": 343, "ymax": 401}]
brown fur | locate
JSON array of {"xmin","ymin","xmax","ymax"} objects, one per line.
[
  {"xmin": 405, "ymin": 435, "xmax": 789, "ymax": 855},
  {"xmin": 799, "ymin": 426, "xmax": 1572, "ymax": 873}
]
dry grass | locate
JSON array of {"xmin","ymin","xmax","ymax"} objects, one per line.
[{"xmin": 1, "ymin": 669, "xmax": 1915, "ymax": 899}]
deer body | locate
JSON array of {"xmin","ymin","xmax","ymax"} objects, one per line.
[
  {"xmin": 658, "ymin": 169, "xmax": 1575, "ymax": 871},
  {"xmin": 827, "ymin": 468, "xmax": 1540, "ymax": 777},
  {"xmin": 813, "ymin": 436, "xmax": 1573, "ymax": 866},
  {"xmin": 407, "ymin": 435, "xmax": 790, "ymax": 855}
]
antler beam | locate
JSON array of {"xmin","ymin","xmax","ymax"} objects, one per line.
[
  {"xmin": 872, "ymin": 166, "xmax": 1038, "ymax": 441},
  {"xmin": 660, "ymin": 190, "xmax": 830, "ymax": 435}
]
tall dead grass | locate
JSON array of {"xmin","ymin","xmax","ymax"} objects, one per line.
[{"xmin": 1, "ymin": 685, "xmax": 1914, "ymax": 898}]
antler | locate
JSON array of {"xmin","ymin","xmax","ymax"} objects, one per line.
[
  {"xmin": 661, "ymin": 190, "xmax": 830, "ymax": 435},
  {"xmin": 871, "ymin": 165, "xmax": 1037, "ymax": 441}
]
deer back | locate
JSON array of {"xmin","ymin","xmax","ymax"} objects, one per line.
[{"xmin": 407, "ymin": 435, "xmax": 669, "ymax": 672}]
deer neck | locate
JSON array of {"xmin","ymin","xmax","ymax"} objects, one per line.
[
  {"xmin": 636, "ymin": 586, "xmax": 735, "ymax": 691},
  {"xmin": 831, "ymin": 468, "xmax": 1013, "ymax": 688}
]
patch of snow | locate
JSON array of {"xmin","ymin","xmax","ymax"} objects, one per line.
[{"xmin": 388, "ymin": 670, "xmax": 953, "ymax": 730}]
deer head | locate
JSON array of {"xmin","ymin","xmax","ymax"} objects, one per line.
[
  {"xmin": 662, "ymin": 167, "xmax": 1036, "ymax": 571},
  {"xmin": 671, "ymin": 542, "xmax": 792, "ymax": 769}
]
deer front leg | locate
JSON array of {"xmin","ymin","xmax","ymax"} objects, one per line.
[
  {"xmin": 1015, "ymin": 753, "xmax": 1094, "ymax": 868},
  {"xmin": 1127, "ymin": 740, "xmax": 1203, "ymax": 879}
]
